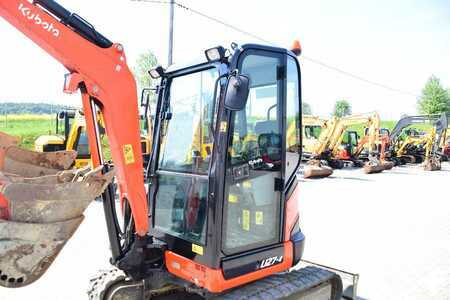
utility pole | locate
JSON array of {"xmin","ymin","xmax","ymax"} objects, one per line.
[{"xmin": 168, "ymin": 0, "xmax": 174, "ymax": 66}]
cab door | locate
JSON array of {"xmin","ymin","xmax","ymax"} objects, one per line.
[{"xmin": 222, "ymin": 50, "xmax": 285, "ymax": 254}]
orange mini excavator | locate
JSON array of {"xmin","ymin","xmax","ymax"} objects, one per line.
[{"xmin": 0, "ymin": 1, "xmax": 344, "ymax": 299}]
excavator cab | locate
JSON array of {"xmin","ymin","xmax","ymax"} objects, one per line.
[
  {"xmin": 146, "ymin": 45, "xmax": 306, "ymax": 290},
  {"xmin": 100, "ymin": 45, "xmax": 341, "ymax": 297},
  {"xmin": 341, "ymin": 130, "xmax": 359, "ymax": 159}
]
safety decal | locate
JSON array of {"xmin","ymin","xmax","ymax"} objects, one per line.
[
  {"xmin": 242, "ymin": 209, "xmax": 250, "ymax": 231},
  {"xmin": 123, "ymin": 144, "xmax": 135, "ymax": 165},
  {"xmin": 192, "ymin": 244, "xmax": 204, "ymax": 255}
]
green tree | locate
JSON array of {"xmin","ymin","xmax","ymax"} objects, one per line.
[
  {"xmin": 302, "ymin": 102, "xmax": 312, "ymax": 115},
  {"xmin": 417, "ymin": 75, "xmax": 450, "ymax": 115},
  {"xmin": 132, "ymin": 50, "xmax": 159, "ymax": 89},
  {"xmin": 333, "ymin": 99, "xmax": 352, "ymax": 117}
]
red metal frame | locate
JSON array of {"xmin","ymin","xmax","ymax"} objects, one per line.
[
  {"xmin": 165, "ymin": 242, "xmax": 294, "ymax": 293},
  {"xmin": 0, "ymin": 0, "xmax": 148, "ymax": 236}
]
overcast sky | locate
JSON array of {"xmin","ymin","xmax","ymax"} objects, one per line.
[{"xmin": 0, "ymin": 0, "xmax": 449, "ymax": 119}]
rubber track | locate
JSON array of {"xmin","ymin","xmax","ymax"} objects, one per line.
[
  {"xmin": 87, "ymin": 266, "xmax": 342, "ymax": 300},
  {"xmin": 87, "ymin": 268, "xmax": 126, "ymax": 300},
  {"xmin": 215, "ymin": 266, "xmax": 342, "ymax": 300}
]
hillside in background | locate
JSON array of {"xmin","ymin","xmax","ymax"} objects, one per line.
[{"xmin": 0, "ymin": 102, "xmax": 75, "ymax": 115}]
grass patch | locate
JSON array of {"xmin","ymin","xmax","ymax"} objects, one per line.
[
  {"xmin": 0, "ymin": 115, "xmax": 55, "ymax": 149},
  {"xmin": 0, "ymin": 114, "xmax": 112, "ymax": 160}
]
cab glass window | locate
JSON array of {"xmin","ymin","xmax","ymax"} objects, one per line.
[
  {"xmin": 158, "ymin": 68, "xmax": 218, "ymax": 174},
  {"xmin": 285, "ymin": 56, "xmax": 301, "ymax": 182},
  {"xmin": 155, "ymin": 67, "xmax": 218, "ymax": 245},
  {"xmin": 223, "ymin": 52, "xmax": 283, "ymax": 253}
]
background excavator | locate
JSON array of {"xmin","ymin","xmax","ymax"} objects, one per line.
[
  {"xmin": 34, "ymin": 109, "xmax": 93, "ymax": 168},
  {"xmin": 34, "ymin": 107, "xmax": 153, "ymax": 168},
  {"xmin": 386, "ymin": 113, "xmax": 448, "ymax": 170},
  {"xmin": 327, "ymin": 112, "xmax": 391, "ymax": 173},
  {"xmin": 346, "ymin": 128, "xmax": 394, "ymax": 171},
  {"xmin": 299, "ymin": 115, "xmax": 327, "ymax": 158},
  {"xmin": 304, "ymin": 112, "xmax": 387, "ymax": 178},
  {"xmin": 0, "ymin": 1, "xmax": 346, "ymax": 299}
]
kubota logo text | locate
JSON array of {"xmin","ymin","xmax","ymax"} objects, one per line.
[{"xmin": 18, "ymin": 3, "xmax": 60, "ymax": 37}]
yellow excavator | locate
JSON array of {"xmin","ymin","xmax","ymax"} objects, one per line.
[
  {"xmin": 304, "ymin": 112, "xmax": 387, "ymax": 178},
  {"xmin": 328, "ymin": 112, "xmax": 389, "ymax": 173},
  {"xmin": 302, "ymin": 116, "xmax": 339, "ymax": 178},
  {"xmin": 299, "ymin": 115, "xmax": 327, "ymax": 157},
  {"xmin": 332, "ymin": 115, "xmax": 394, "ymax": 172},
  {"xmin": 35, "ymin": 109, "xmax": 92, "ymax": 168},
  {"xmin": 35, "ymin": 106, "xmax": 153, "ymax": 169},
  {"xmin": 387, "ymin": 113, "xmax": 448, "ymax": 170}
]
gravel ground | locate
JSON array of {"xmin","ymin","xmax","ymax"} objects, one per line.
[
  {"xmin": 1, "ymin": 162, "xmax": 449, "ymax": 300},
  {"xmin": 298, "ymin": 162, "xmax": 450, "ymax": 300}
]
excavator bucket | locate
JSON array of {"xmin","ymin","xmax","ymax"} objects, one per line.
[
  {"xmin": 423, "ymin": 157, "xmax": 441, "ymax": 171},
  {"xmin": 363, "ymin": 161, "xmax": 385, "ymax": 174},
  {"xmin": 0, "ymin": 166, "xmax": 114, "ymax": 288},
  {"xmin": 1, "ymin": 146, "xmax": 77, "ymax": 177},
  {"xmin": 304, "ymin": 160, "xmax": 333, "ymax": 179},
  {"xmin": 381, "ymin": 161, "xmax": 394, "ymax": 170}
]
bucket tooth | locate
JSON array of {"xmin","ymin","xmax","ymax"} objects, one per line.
[
  {"xmin": 0, "ymin": 217, "xmax": 83, "ymax": 288},
  {"xmin": 0, "ymin": 167, "xmax": 114, "ymax": 288},
  {"xmin": 1, "ymin": 146, "xmax": 77, "ymax": 177},
  {"xmin": 304, "ymin": 160, "xmax": 333, "ymax": 178}
]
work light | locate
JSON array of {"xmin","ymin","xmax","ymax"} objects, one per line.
[
  {"xmin": 148, "ymin": 66, "xmax": 165, "ymax": 79},
  {"xmin": 205, "ymin": 46, "xmax": 226, "ymax": 62}
]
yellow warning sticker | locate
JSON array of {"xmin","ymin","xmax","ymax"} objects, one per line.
[
  {"xmin": 255, "ymin": 211, "xmax": 263, "ymax": 225},
  {"xmin": 242, "ymin": 209, "xmax": 250, "ymax": 231},
  {"xmin": 228, "ymin": 194, "xmax": 239, "ymax": 203},
  {"xmin": 123, "ymin": 144, "xmax": 135, "ymax": 165},
  {"xmin": 243, "ymin": 181, "xmax": 252, "ymax": 189},
  {"xmin": 192, "ymin": 244, "xmax": 204, "ymax": 255},
  {"xmin": 220, "ymin": 121, "xmax": 228, "ymax": 132}
]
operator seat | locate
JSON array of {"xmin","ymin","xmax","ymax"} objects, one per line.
[{"xmin": 255, "ymin": 120, "xmax": 281, "ymax": 163}]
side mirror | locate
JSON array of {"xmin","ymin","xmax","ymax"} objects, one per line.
[{"xmin": 224, "ymin": 74, "xmax": 250, "ymax": 111}]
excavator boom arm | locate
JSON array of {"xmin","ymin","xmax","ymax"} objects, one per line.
[
  {"xmin": 325, "ymin": 112, "xmax": 380, "ymax": 157},
  {"xmin": 0, "ymin": 0, "xmax": 148, "ymax": 236}
]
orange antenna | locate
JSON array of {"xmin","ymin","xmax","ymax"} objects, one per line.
[{"xmin": 291, "ymin": 40, "xmax": 302, "ymax": 56}]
